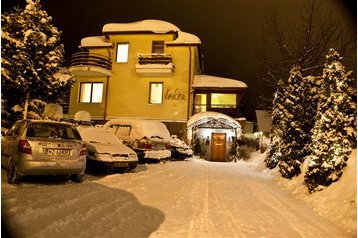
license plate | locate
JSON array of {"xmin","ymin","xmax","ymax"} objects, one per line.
[
  {"xmin": 44, "ymin": 149, "xmax": 70, "ymax": 156},
  {"xmin": 113, "ymin": 162, "xmax": 128, "ymax": 168}
]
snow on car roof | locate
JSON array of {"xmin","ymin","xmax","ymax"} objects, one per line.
[
  {"xmin": 192, "ymin": 75, "xmax": 247, "ymax": 88},
  {"xmin": 103, "ymin": 119, "xmax": 170, "ymax": 140}
]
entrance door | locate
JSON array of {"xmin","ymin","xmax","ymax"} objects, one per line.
[{"xmin": 211, "ymin": 133, "xmax": 226, "ymax": 161}]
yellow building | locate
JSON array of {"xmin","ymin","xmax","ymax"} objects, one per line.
[
  {"xmin": 68, "ymin": 20, "xmax": 247, "ymax": 138},
  {"xmin": 69, "ymin": 20, "xmax": 200, "ymax": 121}
]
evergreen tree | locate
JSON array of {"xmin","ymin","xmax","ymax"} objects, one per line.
[
  {"xmin": 265, "ymin": 79, "xmax": 286, "ymax": 169},
  {"xmin": 278, "ymin": 66, "xmax": 311, "ymax": 178},
  {"xmin": 305, "ymin": 49, "xmax": 357, "ymax": 192},
  {"xmin": 1, "ymin": 0, "xmax": 74, "ymax": 126}
]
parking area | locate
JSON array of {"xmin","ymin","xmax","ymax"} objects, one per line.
[{"xmin": 1, "ymin": 158, "xmax": 351, "ymax": 238}]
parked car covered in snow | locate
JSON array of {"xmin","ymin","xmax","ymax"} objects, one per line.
[
  {"xmin": 1, "ymin": 120, "xmax": 87, "ymax": 184},
  {"xmin": 170, "ymin": 135, "xmax": 193, "ymax": 160},
  {"xmin": 103, "ymin": 119, "xmax": 171, "ymax": 162},
  {"xmin": 78, "ymin": 127, "xmax": 138, "ymax": 172}
]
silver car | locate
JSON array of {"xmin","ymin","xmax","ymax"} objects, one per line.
[{"xmin": 1, "ymin": 120, "xmax": 87, "ymax": 184}]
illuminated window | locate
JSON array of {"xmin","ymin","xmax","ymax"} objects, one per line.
[
  {"xmin": 149, "ymin": 83, "xmax": 163, "ymax": 104},
  {"xmin": 152, "ymin": 41, "xmax": 164, "ymax": 53},
  {"xmin": 116, "ymin": 42, "xmax": 129, "ymax": 63},
  {"xmin": 79, "ymin": 82, "xmax": 103, "ymax": 103},
  {"xmin": 194, "ymin": 94, "xmax": 207, "ymax": 112},
  {"xmin": 211, "ymin": 93, "xmax": 236, "ymax": 108}
]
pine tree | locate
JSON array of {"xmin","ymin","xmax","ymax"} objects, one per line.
[
  {"xmin": 305, "ymin": 49, "xmax": 357, "ymax": 192},
  {"xmin": 278, "ymin": 66, "xmax": 311, "ymax": 178},
  {"xmin": 265, "ymin": 79, "xmax": 286, "ymax": 169},
  {"xmin": 1, "ymin": 0, "xmax": 74, "ymax": 126}
]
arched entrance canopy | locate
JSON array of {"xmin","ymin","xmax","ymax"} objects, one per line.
[
  {"xmin": 187, "ymin": 112, "xmax": 242, "ymax": 143},
  {"xmin": 188, "ymin": 112, "xmax": 241, "ymax": 131}
]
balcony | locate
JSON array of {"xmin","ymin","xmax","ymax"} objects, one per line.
[
  {"xmin": 135, "ymin": 53, "xmax": 174, "ymax": 76},
  {"xmin": 69, "ymin": 52, "xmax": 112, "ymax": 77}
]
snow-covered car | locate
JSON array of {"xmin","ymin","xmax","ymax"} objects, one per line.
[
  {"xmin": 78, "ymin": 127, "xmax": 138, "ymax": 172},
  {"xmin": 1, "ymin": 119, "xmax": 87, "ymax": 184},
  {"xmin": 103, "ymin": 119, "xmax": 171, "ymax": 162},
  {"xmin": 170, "ymin": 135, "xmax": 193, "ymax": 160}
]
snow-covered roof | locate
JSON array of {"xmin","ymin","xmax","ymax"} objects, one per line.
[
  {"xmin": 80, "ymin": 36, "xmax": 112, "ymax": 48},
  {"xmin": 103, "ymin": 20, "xmax": 180, "ymax": 33},
  {"xmin": 187, "ymin": 112, "xmax": 242, "ymax": 129},
  {"xmin": 192, "ymin": 75, "xmax": 247, "ymax": 88},
  {"xmin": 166, "ymin": 31, "xmax": 201, "ymax": 45},
  {"xmin": 103, "ymin": 19, "xmax": 201, "ymax": 45}
]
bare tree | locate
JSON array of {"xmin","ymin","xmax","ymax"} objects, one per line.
[{"xmin": 258, "ymin": 0, "xmax": 356, "ymax": 109}]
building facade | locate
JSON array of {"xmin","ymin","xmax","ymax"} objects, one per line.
[
  {"xmin": 68, "ymin": 20, "xmax": 248, "ymax": 160},
  {"xmin": 69, "ymin": 20, "xmax": 203, "ymax": 122}
]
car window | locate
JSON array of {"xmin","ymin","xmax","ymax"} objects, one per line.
[
  {"xmin": 26, "ymin": 123, "xmax": 82, "ymax": 140},
  {"xmin": 80, "ymin": 129, "xmax": 119, "ymax": 144},
  {"xmin": 108, "ymin": 125, "xmax": 132, "ymax": 138},
  {"xmin": 7, "ymin": 121, "xmax": 26, "ymax": 137}
]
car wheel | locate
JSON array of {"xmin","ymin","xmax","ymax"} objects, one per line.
[
  {"xmin": 7, "ymin": 159, "xmax": 21, "ymax": 184},
  {"xmin": 70, "ymin": 173, "xmax": 86, "ymax": 183}
]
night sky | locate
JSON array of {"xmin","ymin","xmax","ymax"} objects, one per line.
[{"xmin": 2, "ymin": 0, "xmax": 356, "ymax": 119}]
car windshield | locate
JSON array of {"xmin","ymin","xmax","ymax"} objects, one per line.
[
  {"xmin": 80, "ymin": 128, "xmax": 119, "ymax": 144},
  {"xmin": 26, "ymin": 122, "xmax": 82, "ymax": 140}
]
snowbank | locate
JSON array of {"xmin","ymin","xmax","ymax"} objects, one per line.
[{"xmin": 260, "ymin": 149, "xmax": 357, "ymax": 233}]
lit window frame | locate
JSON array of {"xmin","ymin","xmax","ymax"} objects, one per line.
[
  {"xmin": 210, "ymin": 93, "xmax": 237, "ymax": 109},
  {"xmin": 79, "ymin": 82, "xmax": 103, "ymax": 103},
  {"xmin": 116, "ymin": 42, "xmax": 129, "ymax": 63},
  {"xmin": 149, "ymin": 82, "xmax": 164, "ymax": 104}
]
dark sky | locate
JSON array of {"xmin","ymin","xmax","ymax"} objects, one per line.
[{"xmin": 2, "ymin": 0, "xmax": 356, "ymax": 119}]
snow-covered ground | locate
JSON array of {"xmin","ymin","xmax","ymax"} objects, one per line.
[{"xmin": 2, "ymin": 150, "xmax": 356, "ymax": 238}]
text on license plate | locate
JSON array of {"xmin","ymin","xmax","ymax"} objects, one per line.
[
  {"xmin": 114, "ymin": 162, "xmax": 128, "ymax": 168},
  {"xmin": 44, "ymin": 149, "xmax": 70, "ymax": 156}
]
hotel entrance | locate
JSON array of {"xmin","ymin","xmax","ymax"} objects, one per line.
[{"xmin": 211, "ymin": 133, "xmax": 226, "ymax": 161}]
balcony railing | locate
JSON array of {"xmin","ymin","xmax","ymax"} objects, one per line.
[
  {"xmin": 136, "ymin": 53, "xmax": 174, "ymax": 76},
  {"xmin": 71, "ymin": 52, "xmax": 112, "ymax": 70},
  {"xmin": 70, "ymin": 52, "xmax": 112, "ymax": 76},
  {"xmin": 138, "ymin": 53, "xmax": 172, "ymax": 65}
]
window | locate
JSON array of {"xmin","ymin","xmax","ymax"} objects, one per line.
[
  {"xmin": 27, "ymin": 123, "xmax": 81, "ymax": 140},
  {"xmin": 149, "ymin": 83, "xmax": 163, "ymax": 104},
  {"xmin": 194, "ymin": 94, "xmax": 207, "ymax": 113},
  {"xmin": 152, "ymin": 41, "xmax": 164, "ymax": 53},
  {"xmin": 211, "ymin": 93, "xmax": 236, "ymax": 108},
  {"xmin": 116, "ymin": 42, "xmax": 129, "ymax": 63},
  {"xmin": 79, "ymin": 82, "xmax": 103, "ymax": 103}
]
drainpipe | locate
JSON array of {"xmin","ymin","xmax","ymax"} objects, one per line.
[
  {"xmin": 187, "ymin": 45, "xmax": 192, "ymax": 121},
  {"xmin": 104, "ymin": 76, "xmax": 109, "ymax": 121}
]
